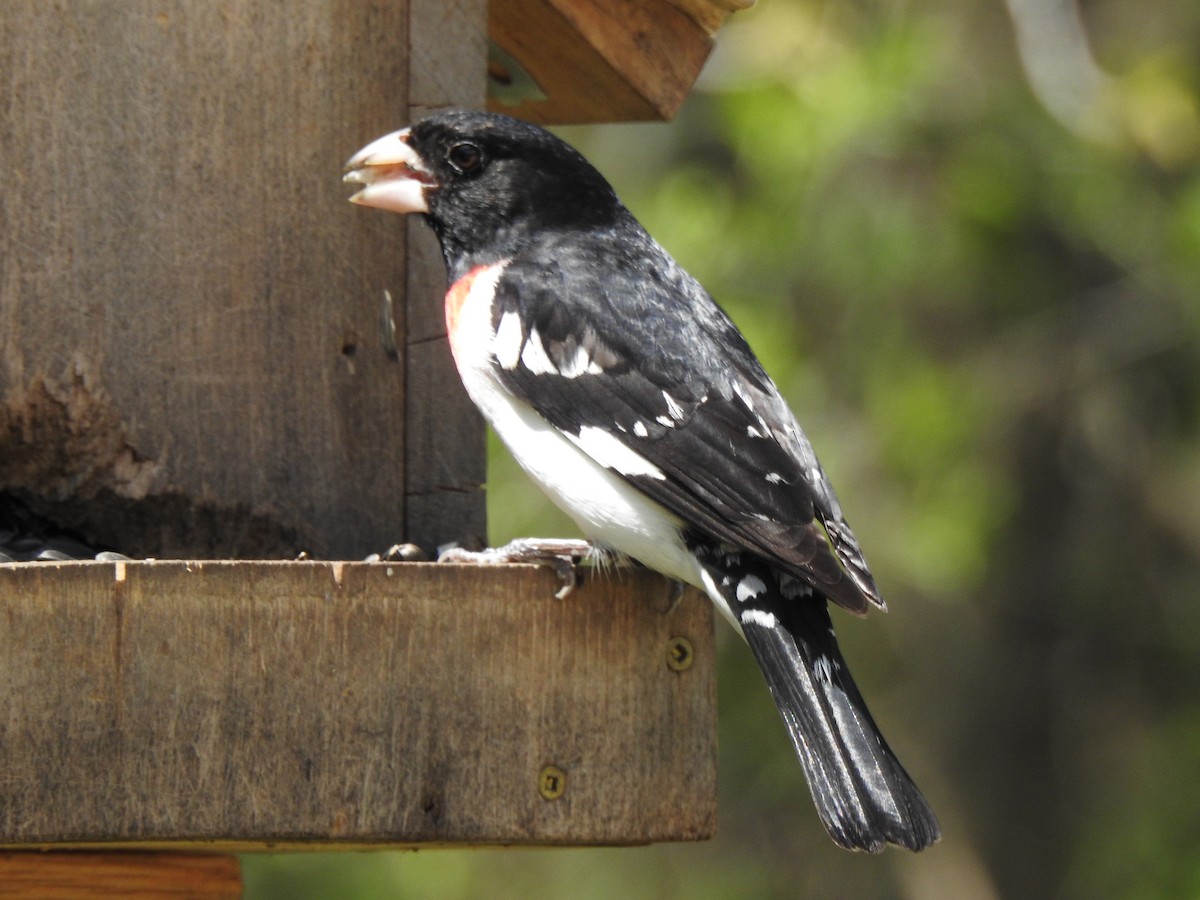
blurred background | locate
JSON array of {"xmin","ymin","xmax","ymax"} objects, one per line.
[{"xmin": 245, "ymin": 0, "xmax": 1200, "ymax": 896}]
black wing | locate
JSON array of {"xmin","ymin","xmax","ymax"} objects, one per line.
[{"xmin": 490, "ymin": 231, "xmax": 882, "ymax": 614}]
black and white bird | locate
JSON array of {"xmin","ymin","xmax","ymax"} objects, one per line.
[{"xmin": 344, "ymin": 110, "xmax": 940, "ymax": 852}]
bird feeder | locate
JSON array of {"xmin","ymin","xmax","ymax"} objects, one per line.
[{"xmin": 0, "ymin": 0, "xmax": 746, "ymax": 894}]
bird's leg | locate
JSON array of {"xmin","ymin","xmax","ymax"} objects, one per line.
[{"xmin": 437, "ymin": 538, "xmax": 593, "ymax": 599}]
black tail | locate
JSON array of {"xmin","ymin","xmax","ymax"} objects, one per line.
[{"xmin": 702, "ymin": 556, "xmax": 940, "ymax": 852}]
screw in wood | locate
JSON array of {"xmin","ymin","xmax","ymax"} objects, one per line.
[
  {"xmin": 538, "ymin": 764, "xmax": 567, "ymax": 800},
  {"xmin": 666, "ymin": 636, "xmax": 694, "ymax": 672}
]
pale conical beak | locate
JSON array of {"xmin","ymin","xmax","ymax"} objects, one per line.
[{"xmin": 343, "ymin": 128, "xmax": 434, "ymax": 214}]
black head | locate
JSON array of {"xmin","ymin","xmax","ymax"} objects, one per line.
[{"xmin": 345, "ymin": 110, "xmax": 626, "ymax": 268}]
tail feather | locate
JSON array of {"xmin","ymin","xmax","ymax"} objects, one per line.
[{"xmin": 700, "ymin": 555, "xmax": 940, "ymax": 852}]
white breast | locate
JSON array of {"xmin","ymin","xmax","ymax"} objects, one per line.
[{"xmin": 446, "ymin": 262, "xmax": 705, "ymax": 588}]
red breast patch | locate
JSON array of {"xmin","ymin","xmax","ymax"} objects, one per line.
[
  {"xmin": 445, "ymin": 262, "xmax": 505, "ymax": 362},
  {"xmin": 444, "ymin": 265, "xmax": 488, "ymax": 342}
]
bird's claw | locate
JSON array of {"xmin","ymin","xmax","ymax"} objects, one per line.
[{"xmin": 437, "ymin": 537, "xmax": 592, "ymax": 599}]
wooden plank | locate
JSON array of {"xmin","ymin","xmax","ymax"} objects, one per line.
[
  {"xmin": 0, "ymin": 561, "xmax": 716, "ymax": 848},
  {"xmin": 401, "ymin": 0, "xmax": 491, "ymax": 547},
  {"xmin": 489, "ymin": 0, "xmax": 715, "ymax": 124},
  {"xmin": 663, "ymin": 0, "xmax": 756, "ymax": 36},
  {"xmin": 0, "ymin": 1, "xmax": 487, "ymax": 561},
  {"xmin": 409, "ymin": 0, "xmax": 489, "ymax": 111},
  {"xmin": 404, "ymin": 0, "xmax": 490, "ymax": 554},
  {"xmin": 0, "ymin": 853, "xmax": 241, "ymax": 900},
  {"xmin": 403, "ymin": 0, "xmax": 487, "ymax": 554},
  {"xmin": 402, "ymin": 339, "xmax": 487, "ymax": 553}
]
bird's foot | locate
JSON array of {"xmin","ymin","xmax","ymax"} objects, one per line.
[{"xmin": 437, "ymin": 538, "xmax": 593, "ymax": 599}]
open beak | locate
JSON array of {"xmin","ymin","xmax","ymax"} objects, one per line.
[{"xmin": 343, "ymin": 128, "xmax": 435, "ymax": 214}]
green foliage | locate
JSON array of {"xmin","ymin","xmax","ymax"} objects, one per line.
[{"xmin": 253, "ymin": 0, "xmax": 1200, "ymax": 896}]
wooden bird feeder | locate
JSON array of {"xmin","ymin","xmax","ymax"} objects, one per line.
[
  {"xmin": 0, "ymin": 0, "xmax": 746, "ymax": 894},
  {"xmin": 489, "ymin": 0, "xmax": 754, "ymax": 124}
]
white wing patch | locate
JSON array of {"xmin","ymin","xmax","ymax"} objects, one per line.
[
  {"xmin": 813, "ymin": 654, "xmax": 839, "ymax": 683},
  {"xmin": 662, "ymin": 391, "xmax": 686, "ymax": 421},
  {"xmin": 556, "ymin": 339, "xmax": 605, "ymax": 378},
  {"xmin": 732, "ymin": 381, "xmax": 757, "ymax": 413},
  {"xmin": 778, "ymin": 572, "xmax": 813, "ymax": 599},
  {"xmin": 740, "ymin": 608, "xmax": 778, "ymax": 629},
  {"xmin": 520, "ymin": 327, "xmax": 557, "ymax": 375},
  {"xmin": 493, "ymin": 318, "xmax": 611, "ymax": 379},
  {"xmin": 736, "ymin": 574, "xmax": 767, "ymax": 602},
  {"xmin": 493, "ymin": 310, "xmax": 523, "ymax": 370},
  {"xmin": 570, "ymin": 426, "xmax": 666, "ymax": 480}
]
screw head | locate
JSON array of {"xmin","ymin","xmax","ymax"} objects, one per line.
[
  {"xmin": 666, "ymin": 636, "xmax": 694, "ymax": 672},
  {"xmin": 539, "ymin": 765, "xmax": 567, "ymax": 800}
]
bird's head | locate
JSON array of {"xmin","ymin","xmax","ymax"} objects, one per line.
[{"xmin": 344, "ymin": 110, "xmax": 624, "ymax": 265}]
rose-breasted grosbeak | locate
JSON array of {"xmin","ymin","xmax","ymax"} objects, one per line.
[{"xmin": 345, "ymin": 110, "xmax": 939, "ymax": 852}]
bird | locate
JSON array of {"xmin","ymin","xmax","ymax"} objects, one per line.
[{"xmin": 344, "ymin": 110, "xmax": 940, "ymax": 853}]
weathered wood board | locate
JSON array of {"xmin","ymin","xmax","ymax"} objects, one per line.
[
  {"xmin": 0, "ymin": 1, "xmax": 487, "ymax": 560},
  {"xmin": 0, "ymin": 853, "xmax": 242, "ymax": 900},
  {"xmin": 0, "ymin": 561, "xmax": 717, "ymax": 848},
  {"xmin": 489, "ymin": 0, "xmax": 717, "ymax": 124}
]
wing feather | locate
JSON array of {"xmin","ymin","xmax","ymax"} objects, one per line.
[{"xmin": 490, "ymin": 241, "xmax": 881, "ymax": 613}]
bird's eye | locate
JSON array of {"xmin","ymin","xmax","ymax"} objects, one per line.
[{"xmin": 447, "ymin": 142, "xmax": 483, "ymax": 174}]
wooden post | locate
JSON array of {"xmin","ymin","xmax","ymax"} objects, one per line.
[{"xmin": 0, "ymin": 0, "xmax": 487, "ymax": 559}]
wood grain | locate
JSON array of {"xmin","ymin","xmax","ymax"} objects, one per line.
[
  {"xmin": 489, "ymin": 0, "xmax": 715, "ymax": 123},
  {"xmin": 0, "ymin": 561, "xmax": 717, "ymax": 848},
  {"xmin": 0, "ymin": 853, "xmax": 241, "ymax": 899},
  {"xmin": 663, "ymin": 0, "xmax": 756, "ymax": 36},
  {"xmin": 403, "ymin": 0, "xmax": 490, "ymax": 555},
  {"xmin": 0, "ymin": 0, "xmax": 487, "ymax": 561}
]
